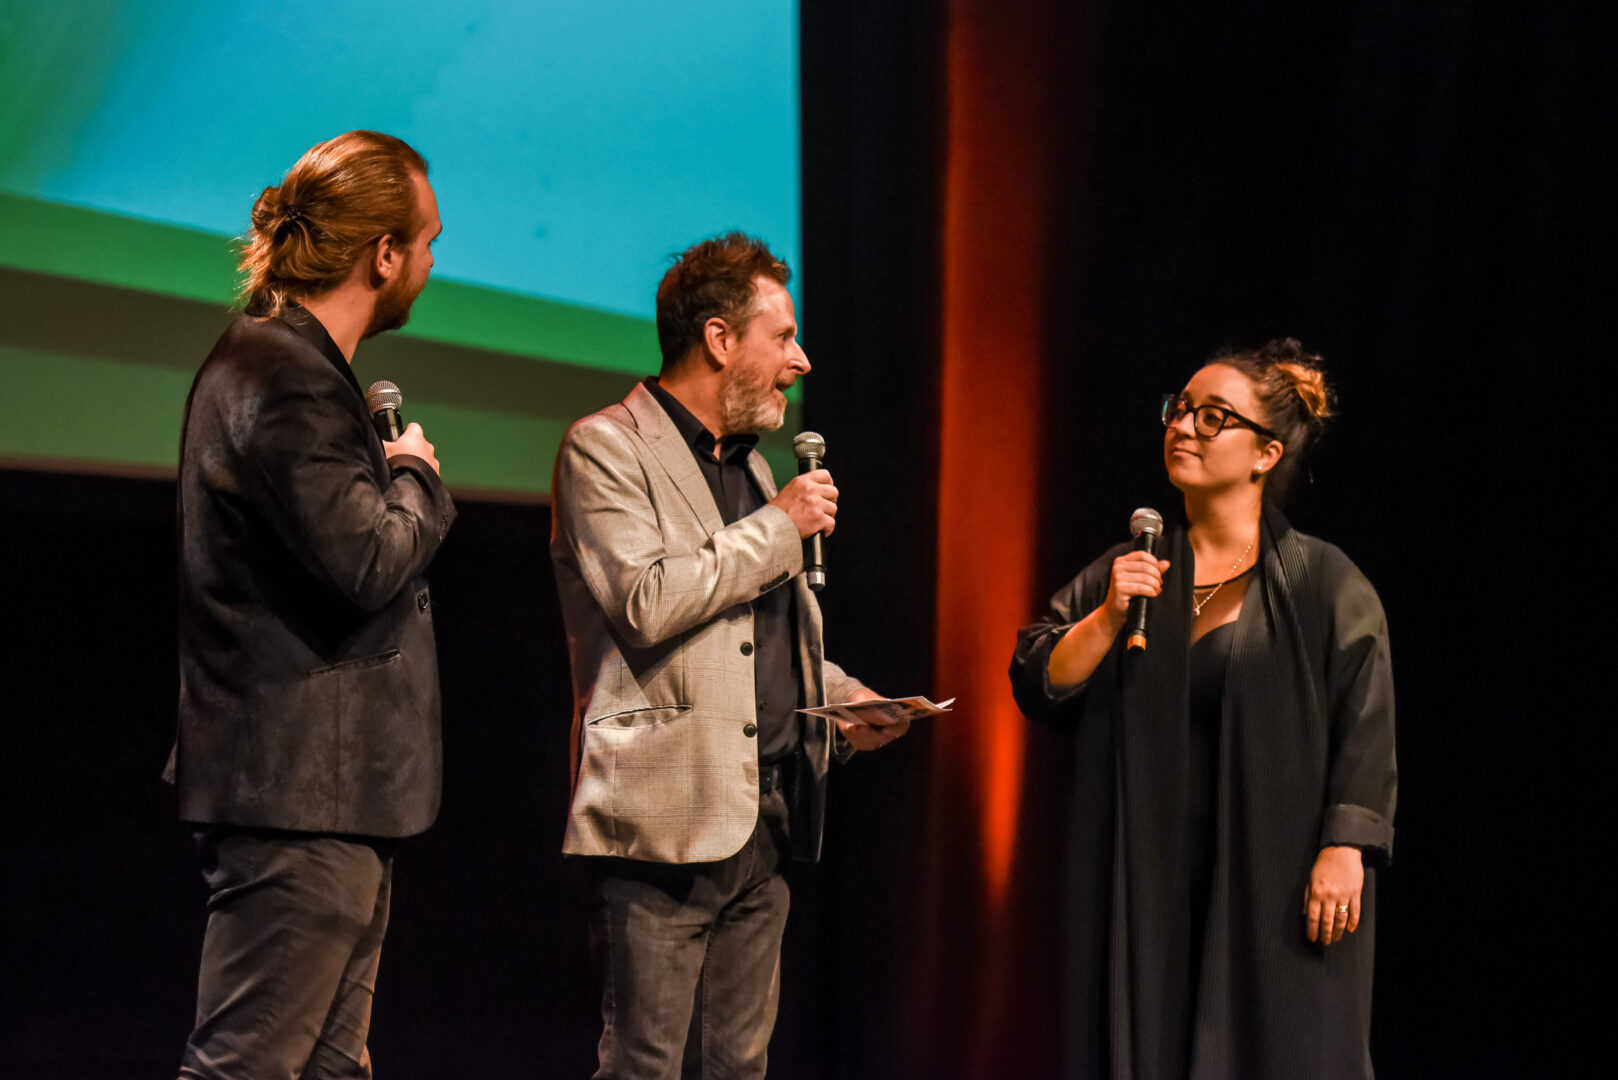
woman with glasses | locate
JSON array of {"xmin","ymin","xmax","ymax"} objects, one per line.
[{"xmin": 1010, "ymin": 339, "xmax": 1396, "ymax": 1080}]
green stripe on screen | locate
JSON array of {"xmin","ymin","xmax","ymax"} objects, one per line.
[
  {"xmin": 0, "ymin": 339, "xmax": 801, "ymax": 499},
  {"xmin": 409, "ymin": 280, "xmax": 655, "ymax": 378},
  {"xmin": 0, "ymin": 343, "xmax": 575, "ymax": 491},
  {"xmin": 0, "ymin": 192, "xmax": 239, "ymax": 307},
  {"xmin": 0, "ymin": 191, "xmax": 659, "ymax": 376},
  {"xmin": 0, "ymin": 345, "xmax": 195, "ymax": 470},
  {"xmin": 1, "ymin": 201, "xmax": 807, "ymax": 497}
]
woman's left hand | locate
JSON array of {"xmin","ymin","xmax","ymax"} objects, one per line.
[{"xmin": 1304, "ymin": 845, "xmax": 1364, "ymax": 946}]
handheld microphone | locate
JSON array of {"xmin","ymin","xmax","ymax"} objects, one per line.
[
  {"xmin": 365, "ymin": 380, "xmax": 404, "ymax": 443},
  {"xmin": 792, "ymin": 431, "xmax": 827, "ymax": 592},
  {"xmin": 1124, "ymin": 507, "xmax": 1164, "ymax": 652}
]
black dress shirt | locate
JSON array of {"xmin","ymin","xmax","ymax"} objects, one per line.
[{"xmin": 644, "ymin": 377, "xmax": 801, "ymax": 764}]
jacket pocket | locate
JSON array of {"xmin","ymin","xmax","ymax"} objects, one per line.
[
  {"xmin": 586, "ymin": 704, "xmax": 691, "ymax": 729},
  {"xmin": 310, "ymin": 649, "xmax": 401, "ymax": 676}
]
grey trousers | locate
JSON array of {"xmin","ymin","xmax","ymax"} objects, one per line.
[
  {"xmin": 177, "ymin": 828, "xmax": 394, "ymax": 1080},
  {"xmin": 584, "ymin": 789, "xmax": 793, "ymax": 1080}
]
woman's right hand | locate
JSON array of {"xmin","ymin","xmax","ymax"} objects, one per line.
[
  {"xmin": 1100, "ymin": 550, "xmax": 1172, "ymax": 629},
  {"xmin": 1047, "ymin": 551, "xmax": 1171, "ymax": 689}
]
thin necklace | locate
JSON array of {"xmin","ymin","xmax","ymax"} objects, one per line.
[{"xmin": 1192, "ymin": 540, "xmax": 1254, "ymax": 616}]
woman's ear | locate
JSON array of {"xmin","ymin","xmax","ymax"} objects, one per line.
[{"xmin": 1254, "ymin": 438, "xmax": 1284, "ymax": 480}]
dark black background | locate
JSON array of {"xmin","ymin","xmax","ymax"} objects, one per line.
[{"xmin": 1, "ymin": 2, "xmax": 1605, "ymax": 1076}]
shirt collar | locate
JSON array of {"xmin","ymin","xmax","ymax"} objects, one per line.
[{"xmin": 643, "ymin": 377, "xmax": 758, "ymax": 463}]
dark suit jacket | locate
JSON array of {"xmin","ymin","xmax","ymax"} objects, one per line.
[{"xmin": 172, "ymin": 308, "xmax": 455, "ymax": 838}]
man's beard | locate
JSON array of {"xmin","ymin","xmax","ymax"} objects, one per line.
[
  {"xmin": 364, "ymin": 257, "xmax": 420, "ymax": 339},
  {"xmin": 719, "ymin": 361, "xmax": 786, "ymax": 435}
]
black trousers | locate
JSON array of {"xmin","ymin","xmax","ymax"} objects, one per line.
[
  {"xmin": 177, "ymin": 827, "xmax": 394, "ymax": 1080},
  {"xmin": 584, "ymin": 787, "xmax": 793, "ymax": 1080}
]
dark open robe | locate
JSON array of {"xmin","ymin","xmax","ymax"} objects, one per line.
[{"xmin": 1010, "ymin": 506, "xmax": 1397, "ymax": 1080}]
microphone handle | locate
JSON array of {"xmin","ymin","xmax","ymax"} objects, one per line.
[
  {"xmin": 1124, "ymin": 531, "xmax": 1158, "ymax": 652},
  {"xmin": 372, "ymin": 407, "xmax": 404, "ymax": 444},
  {"xmin": 797, "ymin": 453, "xmax": 826, "ymax": 592}
]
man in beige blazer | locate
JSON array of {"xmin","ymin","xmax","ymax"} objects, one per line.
[{"xmin": 551, "ymin": 233, "xmax": 906, "ymax": 1079}]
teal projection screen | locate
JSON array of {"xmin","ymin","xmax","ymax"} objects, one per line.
[{"xmin": 0, "ymin": 0, "xmax": 802, "ymax": 495}]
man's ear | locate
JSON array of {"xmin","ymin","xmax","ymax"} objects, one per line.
[
  {"xmin": 372, "ymin": 234, "xmax": 401, "ymax": 284},
  {"xmin": 701, "ymin": 316, "xmax": 734, "ymax": 370}
]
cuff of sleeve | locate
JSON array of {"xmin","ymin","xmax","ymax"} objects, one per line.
[
  {"xmin": 1033, "ymin": 627, "xmax": 1089, "ymax": 704},
  {"xmin": 386, "ymin": 451, "xmax": 434, "ymax": 476},
  {"xmin": 1320, "ymin": 803, "xmax": 1395, "ymax": 867},
  {"xmin": 388, "ymin": 453, "xmax": 457, "ymax": 534},
  {"xmin": 754, "ymin": 503, "xmax": 805, "ymax": 580},
  {"xmin": 825, "ymin": 679, "xmax": 867, "ymax": 762},
  {"xmin": 825, "ymin": 672, "xmax": 867, "ymax": 706}
]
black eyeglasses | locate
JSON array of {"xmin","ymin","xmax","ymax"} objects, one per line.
[{"xmin": 1161, "ymin": 394, "xmax": 1278, "ymax": 441}]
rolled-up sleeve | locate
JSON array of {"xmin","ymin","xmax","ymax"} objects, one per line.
[
  {"xmin": 1318, "ymin": 549, "xmax": 1398, "ymax": 866},
  {"xmin": 1009, "ymin": 546, "xmax": 1123, "ymax": 731}
]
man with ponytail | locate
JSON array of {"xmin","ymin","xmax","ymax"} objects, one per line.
[{"xmin": 171, "ymin": 131, "xmax": 453, "ymax": 1079}]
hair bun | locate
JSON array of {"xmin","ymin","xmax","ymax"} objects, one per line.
[
  {"xmin": 1275, "ymin": 361, "xmax": 1331, "ymax": 421},
  {"xmin": 248, "ymin": 185, "xmax": 310, "ymax": 238},
  {"xmin": 248, "ymin": 185, "xmax": 283, "ymax": 233},
  {"xmin": 1257, "ymin": 338, "xmax": 1331, "ymax": 422}
]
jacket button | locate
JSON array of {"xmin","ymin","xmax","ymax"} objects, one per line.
[
  {"xmin": 740, "ymin": 642, "xmax": 754, "ymax": 656},
  {"xmin": 743, "ymin": 723, "xmax": 758, "ymax": 738}
]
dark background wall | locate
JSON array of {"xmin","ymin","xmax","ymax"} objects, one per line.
[
  {"xmin": 799, "ymin": 2, "xmax": 1607, "ymax": 1076},
  {"xmin": 2, "ymin": 2, "xmax": 1606, "ymax": 1077}
]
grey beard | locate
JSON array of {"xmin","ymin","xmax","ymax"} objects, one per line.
[{"xmin": 719, "ymin": 378, "xmax": 785, "ymax": 435}]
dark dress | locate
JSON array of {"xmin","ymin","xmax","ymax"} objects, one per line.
[
  {"xmin": 1186, "ymin": 617, "xmax": 1236, "ymax": 1004},
  {"xmin": 1010, "ymin": 506, "xmax": 1397, "ymax": 1080}
]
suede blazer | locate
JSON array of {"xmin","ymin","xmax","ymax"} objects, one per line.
[
  {"xmin": 551, "ymin": 382, "xmax": 863, "ymax": 864},
  {"xmin": 172, "ymin": 310, "xmax": 456, "ymax": 838}
]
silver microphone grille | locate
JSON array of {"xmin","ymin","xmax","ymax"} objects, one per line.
[
  {"xmin": 792, "ymin": 431, "xmax": 826, "ymax": 460},
  {"xmin": 1129, "ymin": 507, "xmax": 1164, "ymax": 538},
  {"xmin": 365, "ymin": 380, "xmax": 402, "ymax": 414}
]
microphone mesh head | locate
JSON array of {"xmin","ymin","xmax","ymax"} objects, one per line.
[
  {"xmin": 1129, "ymin": 507, "xmax": 1164, "ymax": 538},
  {"xmin": 365, "ymin": 380, "xmax": 402, "ymax": 414},
  {"xmin": 792, "ymin": 431, "xmax": 826, "ymax": 460}
]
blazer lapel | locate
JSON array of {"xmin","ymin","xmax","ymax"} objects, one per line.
[
  {"xmin": 744, "ymin": 444, "xmax": 782, "ymax": 500},
  {"xmin": 622, "ymin": 382, "xmax": 725, "ymax": 536}
]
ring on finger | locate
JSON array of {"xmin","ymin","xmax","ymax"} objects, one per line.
[{"xmin": 1336, "ymin": 904, "xmax": 1350, "ymax": 915}]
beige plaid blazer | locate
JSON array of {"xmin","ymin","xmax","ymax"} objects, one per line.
[{"xmin": 551, "ymin": 383, "xmax": 864, "ymax": 863}]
